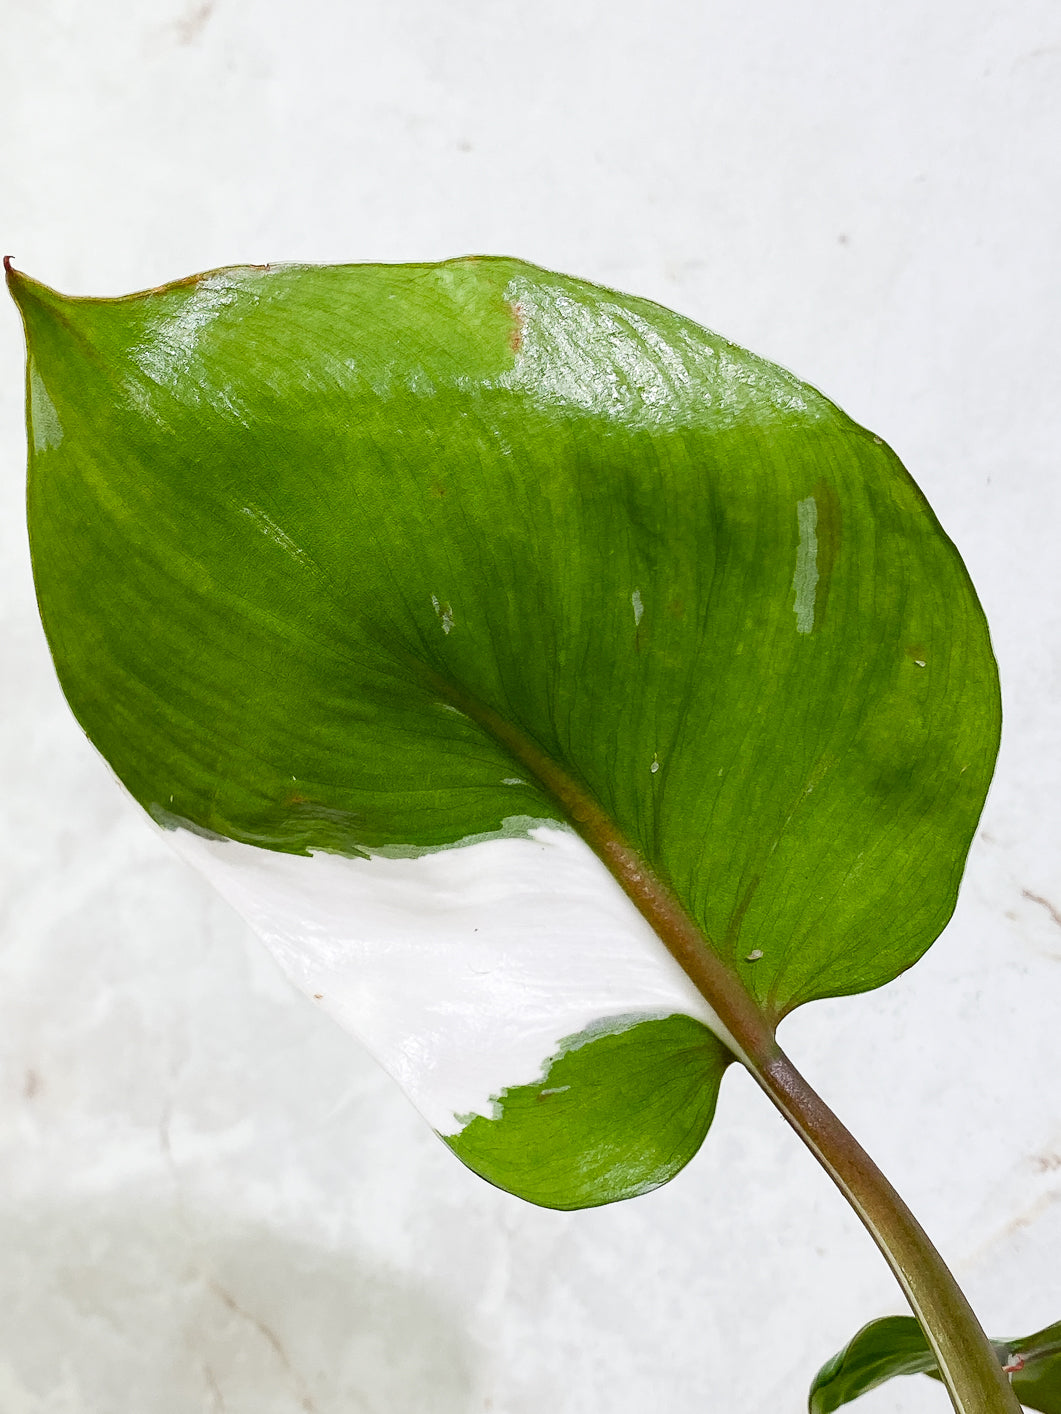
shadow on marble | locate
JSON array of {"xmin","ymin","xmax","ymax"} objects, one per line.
[{"xmin": 0, "ymin": 1195, "xmax": 478, "ymax": 1413}]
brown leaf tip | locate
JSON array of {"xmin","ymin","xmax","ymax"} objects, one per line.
[{"xmin": 3, "ymin": 255, "xmax": 14, "ymax": 276}]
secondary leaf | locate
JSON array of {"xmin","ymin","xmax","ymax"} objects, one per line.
[
  {"xmin": 809, "ymin": 1315, "xmax": 1061, "ymax": 1413},
  {"xmin": 8, "ymin": 256, "xmax": 1000, "ymax": 1207}
]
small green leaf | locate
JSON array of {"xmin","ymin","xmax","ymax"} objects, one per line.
[
  {"xmin": 1008, "ymin": 1325, "xmax": 1061, "ymax": 1414},
  {"xmin": 8, "ymin": 256, "xmax": 1000, "ymax": 1208},
  {"xmin": 809, "ymin": 1316, "xmax": 1061, "ymax": 1413},
  {"xmin": 810, "ymin": 1317, "xmax": 943, "ymax": 1412}
]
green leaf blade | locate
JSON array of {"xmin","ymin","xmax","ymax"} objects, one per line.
[
  {"xmin": 9, "ymin": 256, "xmax": 1000, "ymax": 1207},
  {"xmin": 446, "ymin": 1013, "xmax": 732, "ymax": 1209}
]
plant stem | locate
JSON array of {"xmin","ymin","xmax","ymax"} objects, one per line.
[
  {"xmin": 749, "ymin": 1045, "xmax": 1021, "ymax": 1414},
  {"xmin": 440, "ymin": 680, "xmax": 1020, "ymax": 1413},
  {"xmin": 584, "ymin": 818, "xmax": 1022, "ymax": 1411}
]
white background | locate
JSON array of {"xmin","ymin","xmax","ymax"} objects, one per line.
[{"xmin": 1, "ymin": 2, "xmax": 1059, "ymax": 1411}]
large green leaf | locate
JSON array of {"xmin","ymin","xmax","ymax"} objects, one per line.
[
  {"xmin": 8, "ymin": 256, "xmax": 999, "ymax": 1208},
  {"xmin": 809, "ymin": 1315, "xmax": 1061, "ymax": 1412}
]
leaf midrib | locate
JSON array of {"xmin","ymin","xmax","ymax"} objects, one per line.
[{"xmin": 418, "ymin": 661, "xmax": 781, "ymax": 1065}]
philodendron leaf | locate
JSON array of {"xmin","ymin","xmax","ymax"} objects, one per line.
[
  {"xmin": 809, "ymin": 1315, "xmax": 1061, "ymax": 1412},
  {"xmin": 8, "ymin": 256, "xmax": 999, "ymax": 1209}
]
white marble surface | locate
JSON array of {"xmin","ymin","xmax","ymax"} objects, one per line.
[{"xmin": 1, "ymin": 2, "xmax": 1059, "ymax": 1410}]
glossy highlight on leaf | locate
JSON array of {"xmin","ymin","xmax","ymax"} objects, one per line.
[
  {"xmin": 8, "ymin": 255, "xmax": 1000, "ymax": 1208},
  {"xmin": 809, "ymin": 1315, "xmax": 1061, "ymax": 1413}
]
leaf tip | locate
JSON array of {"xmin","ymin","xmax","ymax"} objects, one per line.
[
  {"xmin": 3, "ymin": 260, "xmax": 60, "ymax": 320},
  {"xmin": 4, "ymin": 256, "xmax": 36, "ymax": 320},
  {"xmin": 2, "ymin": 255, "xmax": 30, "ymax": 303}
]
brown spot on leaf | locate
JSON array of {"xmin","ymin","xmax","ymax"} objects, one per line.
[{"xmin": 508, "ymin": 301, "xmax": 524, "ymax": 353}]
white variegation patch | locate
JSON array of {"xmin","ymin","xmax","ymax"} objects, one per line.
[
  {"xmin": 167, "ymin": 822, "xmax": 731, "ymax": 1133},
  {"xmin": 28, "ymin": 359, "xmax": 64, "ymax": 452},
  {"xmin": 793, "ymin": 494, "xmax": 819, "ymax": 634}
]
